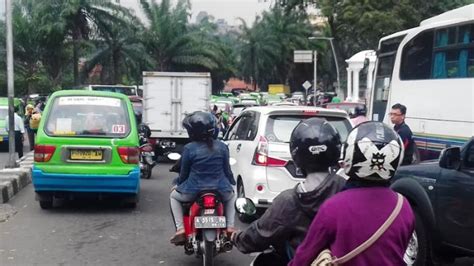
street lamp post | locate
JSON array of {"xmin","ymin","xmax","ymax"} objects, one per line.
[
  {"xmin": 308, "ymin": 37, "xmax": 341, "ymax": 95},
  {"xmin": 5, "ymin": 0, "xmax": 17, "ymax": 168}
]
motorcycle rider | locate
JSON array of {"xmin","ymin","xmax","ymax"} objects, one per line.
[
  {"xmin": 231, "ymin": 117, "xmax": 346, "ymax": 264},
  {"xmin": 169, "ymin": 111, "xmax": 236, "ymax": 245},
  {"xmin": 350, "ymin": 105, "xmax": 368, "ymax": 126},
  {"xmin": 289, "ymin": 121, "xmax": 415, "ymax": 265}
]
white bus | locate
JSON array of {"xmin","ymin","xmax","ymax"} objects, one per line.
[{"xmin": 368, "ymin": 4, "xmax": 474, "ymax": 160}]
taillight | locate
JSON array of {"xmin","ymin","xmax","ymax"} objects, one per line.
[
  {"xmin": 252, "ymin": 136, "xmax": 288, "ymax": 167},
  {"xmin": 303, "ymin": 109, "xmax": 319, "ymax": 115},
  {"xmin": 203, "ymin": 195, "xmax": 216, "ymax": 208},
  {"xmin": 34, "ymin": 145, "xmax": 56, "ymax": 162},
  {"xmin": 140, "ymin": 144, "xmax": 153, "ymax": 152},
  {"xmin": 118, "ymin": 147, "xmax": 139, "ymax": 164}
]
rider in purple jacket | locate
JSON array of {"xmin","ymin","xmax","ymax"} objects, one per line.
[{"xmin": 289, "ymin": 121, "xmax": 415, "ymax": 266}]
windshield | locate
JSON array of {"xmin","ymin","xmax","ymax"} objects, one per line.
[
  {"xmin": 44, "ymin": 96, "xmax": 130, "ymax": 137},
  {"xmin": 90, "ymin": 86, "xmax": 137, "ymax": 96},
  {"xmin": 265, "ymin": 115, "xmax": 351, "ymax": 143}
]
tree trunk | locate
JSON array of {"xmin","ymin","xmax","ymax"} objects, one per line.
[
  {"xmin": 112, "ymin": 49, "xmax": 121, "ymax": 84},
  {"xmin": 73, "ymin": 38, "xmax": 79, "ymax": 85}
]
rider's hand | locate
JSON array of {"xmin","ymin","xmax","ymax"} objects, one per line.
[
  {"xmin": 230, "ymin": 231, "xmax": 240, "ymax": 244},
  {"xmin": 171, "ymin": 185, "xmax": 177, "ymax": 191}
]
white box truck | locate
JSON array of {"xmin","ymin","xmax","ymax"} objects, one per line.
[{"xmin": 142, "ymin": 71, "xmax": 212, "ymax": 156}]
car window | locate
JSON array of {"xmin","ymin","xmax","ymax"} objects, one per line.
[
  {"xmin": 0, "ymin": 106, "xmax": 7, "ymax": 118},
  {"xmin": 225, "ymin": 117, "xmax": 242, "ymax": 140},
  {"xmin": 235, "ymin": 112, "xmax": 259, "ymax": 141},
  {"xmin": 464, "ymin": 142, "xmax": 474, "ymax": 168},
  {"xmin": 265, "ymin": 115, "xmax": 351, "ymax": 143},
  {"xmin": 44, "ymin": 96, "xmax": 130, "ymax": 138}
]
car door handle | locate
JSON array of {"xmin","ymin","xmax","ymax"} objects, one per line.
[{"xmin": 236, "ymin": 144, "xmax": 242, "ymax": 152}]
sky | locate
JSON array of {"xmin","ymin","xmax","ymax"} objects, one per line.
[
  {"xmin": 119, "ymin": 0, "xmax": 272, "ymax": 25},
  {"xmin": 0, "ymin": 0, "xmax": 273, "ymax": 25}
]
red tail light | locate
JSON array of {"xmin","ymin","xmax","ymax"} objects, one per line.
[
  {"xmin": 203, "ymin": 195, "xmax": 216, "ymax": 208},
  {"xmin": 252, "ymin": 136, "xmax": 288, "ymax": 167},
  {"xmin": 140, "ymin": 144, "xmax": 153, "ymax": 152},
  {"xmin": 34, "ymin": 145, "xmax": 56, "ymax": 162},
  {"xmin": 118, "ymin": 147, "xmax": 139, "ymax": 164}
]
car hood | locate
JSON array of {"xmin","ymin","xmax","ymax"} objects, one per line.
[{"xmin": 393, "ymin": 160, "xmax": 441, "ymax": 181}]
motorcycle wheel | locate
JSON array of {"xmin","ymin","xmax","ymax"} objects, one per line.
[
  {"xmin": 202, "ymin": 240, "xmax": 214, "ymax": 266},
  {"xmin": 144, "ymin": 164, "xmax": 152, "ymax": 179}
]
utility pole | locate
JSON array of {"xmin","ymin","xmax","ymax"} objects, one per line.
[
  {"xmin": 6, "ymin": 0, "xmax": 17, "ymax": 168},
  {"xmin": 313, "ymin": 51, "xmax": 317, "ymax": 106}
]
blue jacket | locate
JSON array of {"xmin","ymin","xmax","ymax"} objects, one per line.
[{"xmin": 176, "ymin": 140, "xmax": 236, "ymax": 194}]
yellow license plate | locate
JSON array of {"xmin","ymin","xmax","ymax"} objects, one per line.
[
  {"xmin": 70, "ymin": 149, "xmax": 103, "ymax": 161},
  {"xmin": 0, "ymin": 136, "xmax": 3, "ymax": 142}
]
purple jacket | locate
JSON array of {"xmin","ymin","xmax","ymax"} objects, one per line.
[{"xmin": 289, "ymin": 187, "xmax": 415, "ymax": 266}]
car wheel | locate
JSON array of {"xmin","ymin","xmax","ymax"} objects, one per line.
[
  {"xmin": 122, "ymin": 193, "xmax": 139, "ymax": 208},
  {"xmin": 39, "ymin": 200, "xmax": 53, "ymax": 209},
  {"xmin": 405, "ymin": 208, "xmax": 431, "ymax": 266}
]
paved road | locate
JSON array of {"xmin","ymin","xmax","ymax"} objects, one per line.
[{"xmin": 0, "ymin": 163, "xmax": 253, "ymax": 265}]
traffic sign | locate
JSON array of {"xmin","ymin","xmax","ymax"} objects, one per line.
[
  {"xmin": 302, "ymin": 80, "xmax": 312, "ymax": 90},
  {"xmin": 294, "ymin": 50, "xmax": 313, "ymax": 63}
]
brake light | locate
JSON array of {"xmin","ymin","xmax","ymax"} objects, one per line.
[
  {"xmin": 203, "ymin": 195, "xmax": 216, "ymax": 208},
  {"xmin": 252, "ymin": 136, "xmax": 288, "ymax": 167},
  {"xmin": 140, "ymin": 144, "xmax": 153, "ymax": 152},
  {"xmin": 303, "ymin": 109, "xmax": 319, "ymax": 115},
  {"xmin": 34, "ymin": 145, "xmax": 56, "ymax": 162},
  {"xmin": 118, "ymin": 147, "xmax": 139, "ymax": 164}
]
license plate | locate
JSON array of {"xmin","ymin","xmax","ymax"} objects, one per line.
[
  {"xmin": 194, "ymin": 216, "xmax": 226, "ymax": 229},
  {"xmin": 142, "ymin": 151, "xmax": 155, "ymax": 156},
  {"xmin": 70, "ymin": 149, "xmax": 103, "ymax": 161},
  {"xmin": 0, "ymin": 136, "xmax": 3, "ymax": 142}
]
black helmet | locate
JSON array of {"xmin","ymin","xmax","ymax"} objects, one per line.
[
  {"xmin": 354, "ymin": 105, "xmax": 366, "ymax": 117},
  {"xmin": 290, "ymin": 118, "xmax": 341, "ymax": 175},
  {"xmin": 342, "ymin": 121, "xmax": 404, "ymax": 182},
  {"xmin": 182, "ymin": 111, "xmax": 216, "ymax": 141}
]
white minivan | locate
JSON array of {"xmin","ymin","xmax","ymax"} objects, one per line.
[{"xmin": 223, "ymin": 106, "xmax": 352, "ymax": 216}]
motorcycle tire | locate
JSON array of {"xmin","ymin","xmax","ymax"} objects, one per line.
[
  {"xmin": 202, "ymin": 240, "xmax": 214, "ymax": 266},
  {"xmin": 144, "ymin": 164, "xmax": 152, "ymax": 179}
]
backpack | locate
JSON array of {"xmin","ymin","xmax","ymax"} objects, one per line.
[{"xmin": 29, "ymin": 113, "xmax": 42, "ymax": 130}]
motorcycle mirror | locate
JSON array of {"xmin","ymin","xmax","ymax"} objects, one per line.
[
  {"xmin": 167, "ymin": 153, "xmax": 181, "ymax": 161},
  {"xmin": 229, "ymin": 158, "xmax": 237, "ymax": 166},
  {"xmin": 235, "ymin": 197, "xmax": 256, "ymax": 216}
]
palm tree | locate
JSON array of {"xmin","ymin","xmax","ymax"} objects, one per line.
[
  {"xmin": 58, "ymin": 0, "xmax": 134, "ymax": 85},
  {"xmin": 140, "ymin": 0, "xmax": 223, "ymax": 71}
]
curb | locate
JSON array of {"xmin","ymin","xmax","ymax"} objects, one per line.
[{"xmin": 0, "ymin": 152, "xmax": 34, "ymax": 203}]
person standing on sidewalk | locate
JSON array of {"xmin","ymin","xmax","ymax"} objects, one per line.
[
  {"xmin": 24, "ymin": 104, "xmax": 35, "ymax": 150},
  {"xmin": 390, "ymin": 103, "xmax": 415, "ymax": 165},
  {"xmin": 5, "ymin": 106, "xmax": 25, "ymax": 159}
]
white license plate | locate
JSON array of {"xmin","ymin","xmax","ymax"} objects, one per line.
[
  {"xmin": 142, "ymin": 152, "xmax": 155, "ymax": 156},
  {"xmin": 194, "ymin": 216, "xmax": 226, "ymax": 229}
]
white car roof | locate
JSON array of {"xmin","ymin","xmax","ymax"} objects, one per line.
[{"xmin": 242, "ymin": 106, "xmax": 349, "ymax": 118}]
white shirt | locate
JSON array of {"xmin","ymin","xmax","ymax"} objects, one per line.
[{"xmin": 5, "ymin": 113, "xmax": 25, "ymax": 133}]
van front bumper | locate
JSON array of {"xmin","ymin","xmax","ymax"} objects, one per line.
[{"xmin": 32, "ymin": 166, "xmax": 140, "ymax": 194}]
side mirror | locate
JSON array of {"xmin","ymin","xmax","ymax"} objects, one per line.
[
  {"xmin": 235, "ymin": 197, "xmax": 257, "ymax": 222},
  {"xmin": 439, "ymin": 147, "xmax": 461, "ymax": 170},
  {"xmin": 167, "ymin": 152, "xmax": 181, "ymax": 161}
]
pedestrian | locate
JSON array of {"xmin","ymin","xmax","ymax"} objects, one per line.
[
  {"xmin": 350, "ymin": 105, "xmax": 368, "ymax": 126},
  {"xmin": 390, "ymin": 103, "xmax": 415, "ymax": 165},
  {"xmin": 24, "ymin": 104, "xmax": 36, "ymax": 150},
  {"xmin": 5, "ymin": 106, "xmax": 26, "ymax": 159},
  {"xmin": 289, "ymin": 121, "xmax": 415, "ymax": 266},
  {"xmin": 331, "ymin": 93, "xmax": 341, "ymax": 103},
  {"xmin": 231, "ymin": 118, "xmax": 346, "ymax": 265}
]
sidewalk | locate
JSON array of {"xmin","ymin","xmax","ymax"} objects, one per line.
[{"xmin": 0, "ymin": 151, "xmax": 34, "ymax": 203}]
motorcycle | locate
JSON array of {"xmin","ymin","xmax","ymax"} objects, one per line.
[
  {"xmin": 168, "ymin": 153, "xmax": 234, "ymax": 266},
  {"xmin": 139, "ymin": 131, "xmax": 156, "ymax": 179}
]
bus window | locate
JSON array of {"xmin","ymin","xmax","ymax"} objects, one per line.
[{"xmin": 400, "ymin": 30, "xmax": 434, "ymax": 80}]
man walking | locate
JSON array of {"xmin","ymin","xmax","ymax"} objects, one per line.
[
  {"xmin": 5, "ymin": 106, "xmax": 25, "ymax": 159},
  {"xmin": 390, "ymin": 103, "xmax": 415, "ymax": 165}
]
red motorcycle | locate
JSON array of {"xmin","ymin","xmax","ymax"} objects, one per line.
[{"xmin": 168, "ymin": 153, "xmax": 233, "ymax": 266}]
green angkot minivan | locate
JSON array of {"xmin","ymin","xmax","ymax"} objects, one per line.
[{"xmin": 32, "ymin": 90, "xmax": 140, "ymax": 209}]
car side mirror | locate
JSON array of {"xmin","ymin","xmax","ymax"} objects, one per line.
[
  {"xmin": 235, "ymin": 197, "xmax": 258, "ymax": 222},
  {"xmin": 439, "ymin": 147, "xmax": 461, "ymax": 170}
]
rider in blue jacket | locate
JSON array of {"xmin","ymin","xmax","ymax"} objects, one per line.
[{"xmin": 170, "ymin": 111, "xmax": 236, "ymax": 245}]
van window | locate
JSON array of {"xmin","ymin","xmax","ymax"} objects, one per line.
[
  {"xmin": 265, "ymin": 115, "xmax": 351, "ymax": 143},
  {"xmin": 0, "ymin": 106, "xmax": 7, "ymax": 118},
  {"xmin": 44, "ymin": 96, "xmax": 131, "ymax": 137}
]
